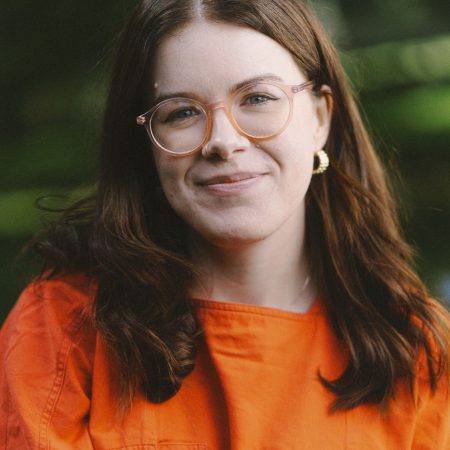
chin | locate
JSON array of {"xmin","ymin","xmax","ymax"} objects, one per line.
[{"xmin": 190, "ymin": 222, "xmax": 273, "ymax": 249}]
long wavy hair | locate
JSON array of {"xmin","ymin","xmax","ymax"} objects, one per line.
[{"xmin": 30, "ymin": 0, "xmax": 449, "ymax": 411}]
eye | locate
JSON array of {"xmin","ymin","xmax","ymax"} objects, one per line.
[
  {"xmin": 165, "ymin": 106, "xmax": 202, "ymax": 123},
  {"xmin": 241, "ymin": 93, "xmax": 278, "ymax": 106}
]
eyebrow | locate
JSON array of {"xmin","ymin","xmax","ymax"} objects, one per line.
[{"xmin": 151, "ymin": 73, "xmax": 285, "ymax": 105}]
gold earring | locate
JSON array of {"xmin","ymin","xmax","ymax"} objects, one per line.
[{"xmin": 312, "ymin": 150, "xmax": 329, "ymax": 175}]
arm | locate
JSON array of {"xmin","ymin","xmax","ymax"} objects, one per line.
[{"xmin": 0, "ymin": 276, "xmax": 96, "ymax": 449}]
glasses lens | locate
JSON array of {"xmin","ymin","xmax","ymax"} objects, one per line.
[
  {"xmin": 232, "ymin": 83, "xmax": 290, "ymax": 138},
  {"xmin": 150, "ymin": 99, "xmax": 207, "ymax": 154}
]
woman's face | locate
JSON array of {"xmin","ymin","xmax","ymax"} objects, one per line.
[{"xmin": 150, "ymin": 21, "xmax": 331, "ymax": 248}]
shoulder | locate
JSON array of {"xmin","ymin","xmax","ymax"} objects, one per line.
[
  {"xmin": 1, "ymin": 271, "xmax": 98, "ymax": 366},
  {"xmin": 409, "ymin": 302, "xmax": 450, "ymax": 447},
  {"xmin": 0, "ymin": 273, "xmax": 98, "ymax": 447},
  {"xmin": 2, "ymin": 272, "xmax": 96, "ymax": 342}
]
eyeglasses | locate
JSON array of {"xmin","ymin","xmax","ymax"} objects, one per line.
[{"xmin": 136, "ymin": 80, "xmax": 314, "ymax": 156}]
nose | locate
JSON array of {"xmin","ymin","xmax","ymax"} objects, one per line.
[{"xmin": 201, "ymin": 107, "xmax": 251, "ymax": 159}]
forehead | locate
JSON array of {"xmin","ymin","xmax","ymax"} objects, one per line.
[{"xmin": 152, "ymin": 20, "xmax": 305, "ymax": 98}]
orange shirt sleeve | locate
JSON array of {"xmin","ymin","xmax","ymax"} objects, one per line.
[
  {"xmin": 411, "ymin": 326, "xmax": 450, "ymax": 450},
  {"xmin": 0, "ymin": 276, "xmax": 96, "ymax": 449},
  {"xmin": 411, "ymin": 377, "xmax": 450, "ymax": 449}
]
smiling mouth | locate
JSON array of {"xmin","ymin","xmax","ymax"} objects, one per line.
[
  {"xmin": 196, "ymin": 173, "xmax": 265, "ymax": 194},
  {"xmin": 198, "ymin": 173, "xmax": 263, "ymax": 186}
]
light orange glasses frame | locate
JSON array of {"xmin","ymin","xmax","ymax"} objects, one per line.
[{"xmin": 136, "ymin": 80, "xmax": 314, "ymax": 156}]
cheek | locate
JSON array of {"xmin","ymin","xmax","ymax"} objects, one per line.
[
  {"xmin": 288, "ymin": 96, "xmax": 324, "ymax": 153},
  {"xmin": 152, "ymin": 154, "xmax": 190, "ymax": 207},
  {"xmin": 272, "ymin": 129, "xmax": 315, "ymax": 173},
  {"xmin": 160, "ymin": 176, "xmax": 180, "ymax": 206},
  {"xmin": 268, "ymin": 132, "xmax": 315, "ymax": 198}
]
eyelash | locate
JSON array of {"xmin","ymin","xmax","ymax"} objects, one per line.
[
  {"xmin": 241, "ymin": 94, "xmax": 278, "ymax": 106},
  {"xmin": 165, "ymin": 107, "xmax": 201, "ymax": 123}
]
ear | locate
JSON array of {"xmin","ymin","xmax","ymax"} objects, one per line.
[{"xmin": 312, "ymin": 85, "xmax": 333, "ymax": 150}]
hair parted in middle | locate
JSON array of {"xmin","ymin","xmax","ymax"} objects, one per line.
[{"xmin": 30, "ymin": 0, "xmax": 449, "ymax": 412}]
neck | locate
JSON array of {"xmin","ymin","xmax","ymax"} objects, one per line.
[{"xmin": 188, "ymin": 212, "xmax": 316, "ymax": 313}]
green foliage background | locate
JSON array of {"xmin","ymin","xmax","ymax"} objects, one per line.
[{"xmin": 1, "ymin": 0, "xmax": 450, "ymax": 322}]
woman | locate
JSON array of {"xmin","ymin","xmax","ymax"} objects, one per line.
[{"xmin": 1, "ymin": 0, "xmax": 449, "ymax": 448}]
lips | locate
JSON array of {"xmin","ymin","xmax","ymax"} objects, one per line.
[{"xmin": 196, "ymin": 172, "xmax": 263, "ymax": 186}]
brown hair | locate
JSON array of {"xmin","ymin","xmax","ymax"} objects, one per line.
[{"xmin": 30, "ymin": 0, "xmax": 449, "ymax": 411}]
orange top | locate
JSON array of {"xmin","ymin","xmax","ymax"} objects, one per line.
[{"xmin": 1, "ymin": 274, "xmax": 449, "ymax": 449}]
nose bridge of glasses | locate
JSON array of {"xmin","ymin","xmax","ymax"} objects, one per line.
[
  {"xmin": 204, "ymin": 98, "xmax": 250, "ymax": 151},
  {"xmin": 207, "ymin": 100, "xmax": 228, "ymax": 114},
  {"xmin": 206, "ymin": 99, "xmax": 238, "ymax": 132}
]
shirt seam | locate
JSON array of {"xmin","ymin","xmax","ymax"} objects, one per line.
[{"xmin": 38, "ymin": 307, "xmax": 91, "ymax": 450}]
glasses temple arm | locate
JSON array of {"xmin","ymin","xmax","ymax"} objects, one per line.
[{"xmin": 291, "ymin": 80, "xmax": 315, "ymax": 94}]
